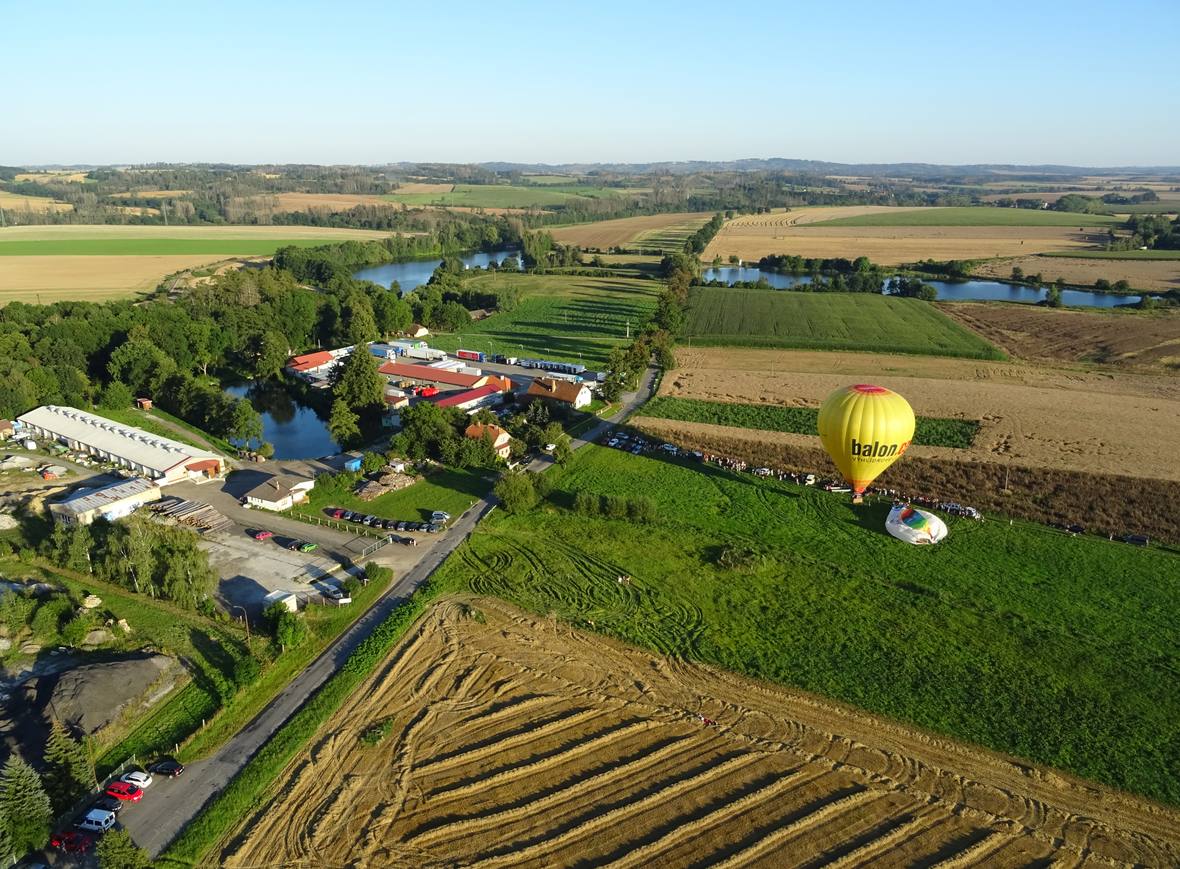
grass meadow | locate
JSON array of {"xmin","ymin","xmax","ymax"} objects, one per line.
[
  {"xmin": 810, "ymin": 207, "xmax": 1122, "ymax": 227},
  {"xmin": 684, "ymin": 287, "xmax": 1005, "ymax": 359},
  {"xmin": 430, "ymin": 445, "xmax": 1180, "ymax": 805},
  {"xmin": 427, "ymin": 272, "xmax": 658, "ymax": 366},
  {"xmin": 640, "ymin": 396, "xmax": 980, "ymax": 448}
]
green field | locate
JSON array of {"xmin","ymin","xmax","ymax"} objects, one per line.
[
  {"xmin": 1041, "ymin": 249, "xmax": 1180, "ymax": 260},
  {"xmin": 427, "ymin": 272, "xmax": 658, "ymax": 366},
  {"xmin": 295, "ymin": 467, "xmax": 492, "ymax": 525},
  {"xmin": 810, "ymin": 207, "xmax": 1122, "ymax": 227},
  {"xmin": 0, "ymin": 238, "xmax": 359, "ymax": 256},
  {"xmin": 522, "ymin": 174, "xmax": 578, "ymax": 185},
  {"xmin": 640, "ymin": 396, "xmax": 980, "ymax": 448},
  {"xmin": 430, "ymin": 445, "xmax": 1180, "ymax": 804},
  {"xmin": 684, "ymin": 287, "xmax": 1005, "ymax": 358},
  {"xmin": 631, "ymin": 215, "xmax": 714, "ymax": 252},
  {"xmin": 383, "ymin": 184, "xmax": 633, "ymax": 209}
]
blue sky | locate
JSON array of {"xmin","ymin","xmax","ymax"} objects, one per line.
[{"xmin": 4, "ymin": 0, "xmax": 1178, "ymax": 166}]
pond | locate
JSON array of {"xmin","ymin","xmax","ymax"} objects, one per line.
[
  {"xmin": 224, "ymin": 381, "xmax": 337, "ymax": 460},
  {"xmin": 353, "ymin": 248, "xmax": 521, "ymax": 293},
  {"xmin": 701, "ymin": 266, "xmax": 1142, "ymax": 307}
]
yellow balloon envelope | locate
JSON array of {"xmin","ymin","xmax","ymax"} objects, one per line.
[{"xmin": 817, "ymin": 384, "xmax": 915, "ymax": 496}]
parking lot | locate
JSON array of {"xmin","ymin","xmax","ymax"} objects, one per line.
[{"xmin": 200, "ymin": 530, "xmax": 345, "ymax": 615}]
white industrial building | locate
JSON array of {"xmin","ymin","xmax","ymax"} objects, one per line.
[
  {"xmin": 49, "ymin": 477, "xmax": 162, "ymax": 525},
  {"xmin": 16, "ymin": 406, "xmax": 224, "ymax": 485}
]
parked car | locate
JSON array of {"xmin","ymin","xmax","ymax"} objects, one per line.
[
  {"xmin": 76, "ymin": 808, "xmax": 117, "ymax": 834},
  {"xmin": 382, "ymin": 519, "xmax": 396, "ymax": 530},
  {"xmin": 323, "ymin": 586, "xmax": 352, "ymax": 605},
  {"xmin": 93, "ymin": 795, "xmax": 124, "ymax": 814},
  {"xmin": 148, "ymin": 758, "xmax": 184, "ymax": 778},
  {"xmin": 329, "ymin": 507, "xmax": 345, "ymax": 519},
  {"xmin": 299, "ymin": 541, "xmax": 318, "ymax": 553},
  {"xmin": 342, "ymin": 511, "xmax": 356, "ymax": 521},
  {"xmin": 104, "ymin": 781, "xmax": 142, "ymax": 802},
  {"xmin": 426, "ymin": 523, "xmax": 442, "ymax": 533},
  {"xmin": 121, "ymin": 770, "xmax": 153, "ymax": 789},
  {"xmin": 251, "ymin": 530, "xmax": 273, "ymax": 542},
  {"xmin": 51, "ymin": 831, "xmax": 95, "ymax": 853},
  {"xmin": 395, "ymin": 521, "xmax": 407, "ymax": 531},
  {"xmin": 431, "ymin": 511, "xmax": 451, "ymax": 524},
  {"xmin": 287, "ymin": 540, "xmax": 304, "ymax": 551}
]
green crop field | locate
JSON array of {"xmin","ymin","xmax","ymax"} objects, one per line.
[
  {"xmin": 1041, "ymin": 249, "xmax": 1180, "ymax": 260},
  {"xmin": 640, "ymin": 396, "xmax": 980, "ymax": 448},
  {"xmin": 809, "ymin": 207, "xmax": 1122, "ymax": 227},
  {"xmin": 432, "ymin": 445, "xmax": 1180, "ymax": 804},
  {"xmin": 426, "ymin": 272, "xmax": 658, "ymax": 366},
  {"xmin": 383, "ymin": 184, "xmax": 633, "ymax": 209},
  {"xmin": 684, "ymin": 287, "xmax": 1005, "ymax": 359},
  {"xmin": 631, "ymin": 215, "xmax": 713, "ymax": 252},
  {"xmin": 0, "ymin": 238, "xmax": 356, "ymax": 256}
]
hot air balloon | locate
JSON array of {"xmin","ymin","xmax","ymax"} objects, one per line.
[
  {"xmin": 817, "ymin": 384, "xmax": 915, "ymax": 502},
  {"xmin": 886, "ymin": 503, "xmax": 948, "ymax": 545}
]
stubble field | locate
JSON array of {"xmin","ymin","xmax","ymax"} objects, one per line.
[
  {"xmin": 659, "ymin": 346, "xmax": 1180, "ymax": 481},
  {"xmin": 700, "ymin": 207, "xmax": 1112, "ymax": 264},
  {"xmin": 972, "ymin": 255, "xmax": 1180, "ymax": 292},
  {"xmin": 221, "ymin": 596, "xmax": 1180, "ymax": 868},
  {"xmin": 0, "ymin": 188, "xmax": 73, "ymax": 212},
  {"xmin": 548, "ymin": 212, "xmax": 713, "ymax": 249}
]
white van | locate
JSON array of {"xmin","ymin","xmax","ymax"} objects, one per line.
[{"xmin": 76, "ymin": 808, "xmax": 116, "ymax": 833}]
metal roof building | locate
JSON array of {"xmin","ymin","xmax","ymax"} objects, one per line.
[
  {"xmin": 16, "ymin": 406, "xmax": 225, "ymax": 484},
  {"xmin": 49, "ymin": 477, "xmax": 163, "ymax": 525}
]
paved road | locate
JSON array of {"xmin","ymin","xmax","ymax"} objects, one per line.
[{"xmin": 122, "ymin": 365, "xmax": 658, "ymax": 857}]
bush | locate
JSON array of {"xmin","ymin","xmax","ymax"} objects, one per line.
[
  {"xmin": 494, "ymin": 472, "xmax": 538, "ymax": 514},
  {"xmin": 263, "ymin": 602, "xmax": 308, "ymax": 652},
  {"xmin": 573, "ymin": 491, "xmax": 601, "ymax": 516},
  {"xmin": 232, "ymin": 654, "xmax": 261, "ymax": 688},
  {"xmin": 627, "ymin": 497, "xmax": 657, "ymax": 523},
  {"xmin": 604, "ymin": 495, "xmax": 629, "ymax": 520}
]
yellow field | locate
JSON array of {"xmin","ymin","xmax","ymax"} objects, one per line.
[
  {"xmin": 0, "ymin": 189, "xmax": 73, "ymax": 213},
  {"xmin": 107, "ymin": 189, "xmax": 192, "ymax": 198},
  {"xmin": 271, "ymin": 192, "xmax": 397, "ymax": 211},
  {"xmin": 14, "ymin": 171, "xmax": 88, "ymax": 183},
  {"xmin": 548, "ymin": 212, "xmax": 713, "ymax": 248},
  {"xmin": 393, "ymin": 182, "xmax": 455, "ymax": 194},
  {"xmin": 973, "ymin": 255, "xmax": 1180, "ymax": 292},
  {"xmin": 0, "ymin": 225, "xmax": 391, "ymax": 304},
  {"xmin": 700, "ymin": 207, "xmax": 1100, "ymax": 264}
]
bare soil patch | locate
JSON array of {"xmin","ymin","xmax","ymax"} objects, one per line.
[
  {"xmin": 550, "ymin": 212, "xmax": 714, "ymax": 249},
  {"xmin": 938, "ymin": 302, "xmax": 1180, "ymax": 369},
  {"xmin": 221, "ymin": 596, "xmax": 1180, "ymax": 868},
  {"xmin": 663, "ymin": 346, "xmax": 1180, "ymax": 481},
  {"xmin": 973, "ymin": 255, "xmax": 1180, "ymax": 292},
  {"xmin": 272, "ymin": 192, "xmax": 397, "ymax": 211}
]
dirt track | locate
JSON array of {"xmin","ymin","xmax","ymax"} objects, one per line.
[
  {"xmin": 221, "ymin": 597, "xmax": 1180, "ymax": 868},
  {"xmin": 700, "ymin": 208, "xmax": 1100, "ymax": 264},
  {"xmin": 662, "ymin": 347, "xmax": 1180, "ymax": 481}
]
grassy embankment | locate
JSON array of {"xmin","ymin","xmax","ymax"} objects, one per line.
[
  {"xmin": 684, "ymin": 287, "xmax": 1005, "ymax": 359},
  {"xmin": 640, "ymin": 396, "xmax": 979, "ymax": 448},
  {"xmin": 809, "ymin": 207, "xmax": 1122, "ymax": 227},
  {"xmin": 427, "ymin": 272, "xmax": 659, "ymax": 367}
]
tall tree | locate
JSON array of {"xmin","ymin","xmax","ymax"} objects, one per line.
[
  {"xmin": 95, "ymin": 828, "xmax": 153, "ymax": 869},
  {"xmin": 43, "ymin": 718, "xmax": 95, "ymax": 814},
  {"xmin": 334, "ymin": 348, "xmax": 383, "ymax": 415},
  {"xmin": 342, "ymin": 291, "xmax": 379, "ymax": 345},
  {"xmin": 228, "ymin": 398, "xmax": 264, "ymax": 446},
  {"xmin": 328, "ymin": 399, "xmax": 361, "ymax": 449},
  {"xmin": 0, "ymin": 755, "xmax": 52, "ymax": 858}
]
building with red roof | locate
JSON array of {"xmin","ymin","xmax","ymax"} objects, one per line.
[
  {"xmin": 378, "ymin": 360, "xmax": 492, "ymax": 389},
  {"xmin": 287, "ymin": 350, "xmax": 335, "ymax": 375},
  {"xmin": 432, "ymin": 384, "xmax": 506, "ymax": 412}
]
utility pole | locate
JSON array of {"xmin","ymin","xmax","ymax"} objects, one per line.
[{"xmin": 161, "ymin": 200, "xmax": 168, "ymax": 226}]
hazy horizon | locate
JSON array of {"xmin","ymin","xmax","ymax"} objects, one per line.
[{"xmin": 4, "ymin": 0, "xmax": 1178, "ymax": 166}]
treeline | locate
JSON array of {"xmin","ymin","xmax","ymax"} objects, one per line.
[
  {"xmin": 683, "ymin": 213, "xmax": 724, "ymax": 255},
  {"xmin": 1110, "ymin": 214, "xmax": 1180, "ymax": 251}
]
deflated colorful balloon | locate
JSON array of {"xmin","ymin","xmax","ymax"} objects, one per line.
[
  {"xmin": 886, "ymin": 503, "xmax": 948, "ymax": 545},
  {"xmin": 817, "ymin": 384, "xmax": 915, "ymax": 499}
]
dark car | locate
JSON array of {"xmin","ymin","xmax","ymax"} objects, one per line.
[
  {"xmin": 149, "ymin": 758, "xmax": 185, "ymax": 778},
  {"xmin": 1123, "ymin": 534, "xmax": 1150, "ymax": 547},
  {"xmin": 426, "ymin": 523, "xmax": 442, "ymax": 533},
  {"xmin": 395, "ymin": 520, "xmax": 407, "ymax": 532},
  {"xmin": 342, "ymin": 511, "xmax": 356, "ymax": 522},
  {"xmin": 382, "ymin": 519, "xmax": 396, "ymax": 530},
  {"xmin": 93, "ymin": 795, "xmax": 125, "ymax": 814}
]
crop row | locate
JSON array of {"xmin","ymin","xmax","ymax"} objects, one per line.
[{"xmin": 641, "ymin": 397, "xmax": 980, "ymax": 449}]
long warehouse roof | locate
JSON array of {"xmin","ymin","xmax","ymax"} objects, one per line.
[
  {"xmin": 378, "ymin": 361, "xmax": 485, "ymax": 388},
  {"xmin": 54, "ymin": 477, "xmax": 160, "ymax": 515},
  {"xmin": 17, "ymin": 406, "xmax": 221, "ymax": 476}
]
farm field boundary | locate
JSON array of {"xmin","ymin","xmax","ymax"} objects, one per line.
[
  {"xmin": 683, "ymin": 287, "xmax": 1004, "ymax": 359},
  {"xmin": 806, "ymin": 207, "xmax": 1121, "ymax": 227},
  {"xmin": 641, "ymin": 396, "xmax": 979, "ymax": 448},
  {"xmin": 217, "ymin": 596, "xmax": 1180, "ymax": 867}
]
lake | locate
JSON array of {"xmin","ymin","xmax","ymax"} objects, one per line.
[
  {"xmin": 225, "ymin": 381, "xmax": 337, "ymax": 460},
  {"xmin": 354, "ymin": 248, "xmax": 521, "ymax": 293},
  {"xmin": 701, "ymin": 267, "xmax": 1142, "ymax": 307}
]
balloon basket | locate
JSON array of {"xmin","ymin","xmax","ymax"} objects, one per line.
[{"xmin": 851, "ymin": 493, "xmax": 864, "ymax": 505}]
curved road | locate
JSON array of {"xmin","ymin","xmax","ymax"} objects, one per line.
[{"xmin": 125, "ymin": 366, "xmax": 658, "ymax": 857}]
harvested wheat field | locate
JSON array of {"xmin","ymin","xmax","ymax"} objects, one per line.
[
  {"xmin": 0, "ymin": 189, "xmax": 73, "ymax": 213},
  {"xmin": 700, "ymin": 208, "xmax": 1105, "ymax": 264},
  {"xmin": 0, "ymin": 255, "xmax": 236, "ymax": 303},
  {"xmin": 973, "ymin": 255, "xmax": 1180, "ymax": 292},
  {"xmin": 272, "ymin": 192, "xmax": 398, "ymax": 211},
  {"xmin": 0, "ymin": 224, "xmax": 390, "ymax": 241},
  {"xmin": 659, "ymin": 347, "xmax": 1180, "ymax": 481},
  {"xmin": 107, "ymin": 189, "xmax": 193, "ymax": 198},
  {"xmin": 549, "ymin": 212, "xmax": 713, "ymax": 249},
  {"xmin": 393, "ymin": 182, "xmax": 456, "ymax": 194},
  {"xmin": 939, "ymin": 302, "xmax": 1180, "ymax": 369},
  {"xmin": 221, "ymin": 597, "xmax": 1180, "ymax": 868}
]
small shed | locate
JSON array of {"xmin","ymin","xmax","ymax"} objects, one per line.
[
  {"xmin": 135, "ymin": 398, "xmax": 153, "ymax": 410},
  {"xmin": 344, "ymin": 455, "xmax": 364, "ymax": 473},
  {"xmin": 262, "ymin": 590, "xmax": 299, "ymax": 613}
]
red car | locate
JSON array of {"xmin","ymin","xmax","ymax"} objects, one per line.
[
  {"xmin": 51, "ymin": 831, "xmax": 95, "ymax": 853},
  {"xmin": 252, "ymin": 529, "xmax": 274, "ymax": 542},
  {"xmin": 329, "ymin": 507, "xmax": 345, "ymax": 519},
  {"xmin": 104, "ymin": 781, "xmax": 143, "ymax": 802}
]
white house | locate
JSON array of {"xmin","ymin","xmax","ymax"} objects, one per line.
[{"xmin": 242, "ymin": 475, "xmax": 314, "ymax": 511}]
